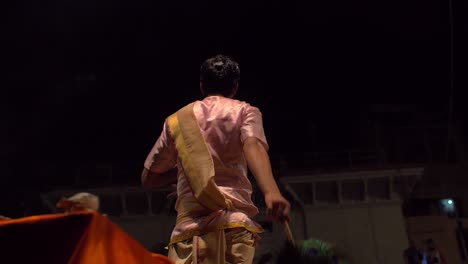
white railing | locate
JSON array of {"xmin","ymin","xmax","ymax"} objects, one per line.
[
  {"xmin": 280, "ymin": 167, "xmax": 424, "ymax": 206},
  {"xmin": 41, "ymin": 186, "xmax": 176, "ymax": 217}
]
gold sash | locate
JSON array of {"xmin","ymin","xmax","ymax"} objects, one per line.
[{"xmin": 167, "ymin": 103, "xmax": 230, "ymax": 211}]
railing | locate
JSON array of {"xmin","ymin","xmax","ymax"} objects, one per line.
[
  {"xmin": 38, "ymin": 150, "xmax": 383, "ymax": 190},
  {"xmin": 278, "ymin": 149, "xmax": 384, "ymax": 170},
  {"xmin": 280, "ymin": 167, "xmax": 424, "ymax": 206},
  {"xmin": 37, "ymin": 161, "xmax": 143, "ymax": 190},
  {"xmin": 41, "ymin": 167, "xmax": 424, "ymax": 219},
  {"xmin": 41, "ymin": 186, "xmax": 176, "ymax": 217}
]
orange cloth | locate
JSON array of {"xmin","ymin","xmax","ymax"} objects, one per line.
[{"xmin": 0, "ymin": 212, "xmax": 173, "ymax": 264}]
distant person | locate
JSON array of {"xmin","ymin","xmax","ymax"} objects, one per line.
[
  {"xmin": 142, "ymin": 54, "xmax": 290, "ymax": 263},
  {"xmin": 56, "ymin": 192, "xmax": 101, "ymax": 213},
  {"xmin": 404, "ymin": 239, "xmax": 423, "ymax": 264},
  {"xmin": 424, "ymin": 239, "xmax": 445, "ymax": 264},
  {"xmin": 0, "ymin": 215, "xmax": 11, "ymax": 221}
]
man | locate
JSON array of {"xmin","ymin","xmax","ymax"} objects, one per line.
[{"xmin": 142, "ymin": 54, "xmax": 291, "ymax": 263}]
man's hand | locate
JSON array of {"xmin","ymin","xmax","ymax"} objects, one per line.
[
  {"xmin": 243, "ymin": 137, "xmax": 291, "ymax": 223},
  {"xmin": 265, "ymin": 192, "xmax": 291, "ymax": 223}
]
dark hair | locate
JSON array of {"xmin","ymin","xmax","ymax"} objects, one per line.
[{"xmin": 200, "ymin": 54, "xmax": 240, "ymax": 97}]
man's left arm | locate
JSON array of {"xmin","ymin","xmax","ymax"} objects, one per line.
[
  {"xmin": 141, "ymin": 167, "xmax": 177, "ymax": 187},
  {"xmin": 142, "ymin": 121, "xmax": 178, "ymax": 188}
]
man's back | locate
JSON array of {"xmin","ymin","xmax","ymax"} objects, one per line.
[
  {"xmin": 172, "ymin": 95, "xmax": 268, "ymax": 218},
  {"xmin": 193, "ymin": 95, "xmax": 268, "ymax": 186}
]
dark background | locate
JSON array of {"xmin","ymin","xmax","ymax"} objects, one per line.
[{"xmin": 3, "ymin": 0, "xmax": 468, "ymax": 215}]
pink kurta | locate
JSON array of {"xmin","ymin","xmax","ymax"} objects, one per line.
[{"xmin": 144, "ymin": 96, "xmax": 268, "ymax": 244}]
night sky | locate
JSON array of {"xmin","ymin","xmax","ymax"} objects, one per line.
[{"xmin": 4, "ymin": 0, "xmax": 468, "ymax": 214}]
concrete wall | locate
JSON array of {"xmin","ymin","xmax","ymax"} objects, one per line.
[
  {"xmin": 287, "ymin": 202, "xmax": 408, "ymax": 264},
  {"xmin": 110, "ymin": 202, "xmax": 408, "ymax": 264},
  {"xmin": 110, "ymin": 214, "xmax": 176, "ymax": 252}
]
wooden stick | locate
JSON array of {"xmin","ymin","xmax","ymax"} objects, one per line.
[{"xmin": 283, "ymin": 221, "xmax": 295, "ymax": 246}]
